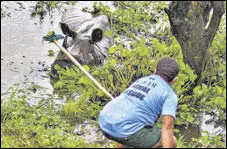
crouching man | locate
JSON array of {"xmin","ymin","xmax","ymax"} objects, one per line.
[{"xmin": 99, "ymin": 57, "xmax": 180, "ymax": 148}]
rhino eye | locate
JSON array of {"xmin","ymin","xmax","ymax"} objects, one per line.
[{"xmin": 91, "ymin": 28, "xmax": 103, "ymax": 43}]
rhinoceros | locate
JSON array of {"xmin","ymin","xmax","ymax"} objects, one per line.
[{"xmin": 50, "ymin": 7, "xmax": 113, "ymax": 79}]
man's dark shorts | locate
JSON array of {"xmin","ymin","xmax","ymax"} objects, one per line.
[{"xmin": 101, "ymin": 125, "xmax": 161, "ymax": 148}]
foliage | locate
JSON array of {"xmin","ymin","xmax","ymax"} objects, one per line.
[
  {"xmin": 94, "ymin": 1, "xmax": 170, "ymax": 46},
  {"xmin": 48, "ymin": 50, "xmax": 55, "ymax": 57},
  {"xmin": 1, "ymin": 88, "xmax": 105, "ymax": 148},
  {"xmin": 176, "ymin": 135, "xmax": 196, "ymax": 148},
  {"xmin": 63, "ymin": 95, "xmax": 103, "ymax": 122},
  {"xmin": 177, "ymin": 132, "xmax": 226, "ymax": 148},
  {"xmin": 191, "ymin": 131, "xmax": 226, "ymax": 148}
]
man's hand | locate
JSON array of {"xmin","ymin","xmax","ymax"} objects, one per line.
[{"xmin": 161, "ymin": 115, "xmax": 177, "ymax": 148}]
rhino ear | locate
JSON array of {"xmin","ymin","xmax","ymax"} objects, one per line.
[
  {"xmin": 60, "ymin": 22, "xmax": 76, "ymax": 39},
  {"xmin": 60, "ymin": 22, "xmax": 69, "ymax": 35}
]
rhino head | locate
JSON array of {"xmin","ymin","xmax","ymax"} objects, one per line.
[{"xmin": 50, "ymin": 7, "xmax": 113, "ymax": 79}]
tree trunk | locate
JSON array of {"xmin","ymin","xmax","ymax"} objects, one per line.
[{"xmin": 165, "ymin": 1, "xmax": 224, "ymax": 83}]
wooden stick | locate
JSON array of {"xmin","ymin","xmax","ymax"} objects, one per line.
[{"xmin": 53, "ymin": 40, "xmax": 114, "ymax": 100}]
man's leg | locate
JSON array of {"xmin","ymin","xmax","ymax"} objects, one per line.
[
  {"xmin": 117, "ymin": 125, "xmax": 161, "ymax": 148},
  {"xmin": 152, "ymin": 135, "xmax": 177, "ymax": 148},
  {"xmin": 173, "ymin": 136, "xmax": 177, "ymax": 148},
  {"xmin": 152, "ymin": 139, "xmax": 162, "ymax": 148},
  {"xmin": 101, "ymin": 126, "xmax": 161, "ymax": 148},
  {"xmin": 101, "ymin": 130, "xmax": 129, "ymax": 148},
  {"xmin": 116, "ymin": 143, "xmax": 128, "ymax": 148}
]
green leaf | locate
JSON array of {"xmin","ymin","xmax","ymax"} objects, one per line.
[
  {"xmin": 109, "ymin": 58, "xmax": 117, "ymax": 66},
  {"xmin": 180, "ymin": 104, "xmax": 188, "ymax": 111},
  {"xmin": 200, "ymin": 97, "xmax": 207, "ymax": 104},
  {"xmin": 108, "ymin": 47, "xmax": 116, "ymax": 54},
  {"xmin": 122, "ymin": 26, "xmax": 127, "ymax": 32},
  {"xmin": 32, "ymin": 84, "xmax": 47, "ymax": 90},
  {"xmin": 180, "ymin": 113, "xmax": 186, "ymax": 119},
  {"xmin": 97, "ymin": 89, "xmax": 104, "ymax": 96},
  {"xmin": 193, "ymin": 86, "xmax": 203, "ymax": 98},
  {"xmin": 187, "ymin": 114, "xmax": 194, "ymax": 123},
  {"xmin": 174, "ymin": 128, "xmax": 180, "ymax": 133},
  {"xmin": 48, "ymin": 50, "xmax": 55, "ymax": 56},
  {"xmin": 107, "ymin": 75, "xmax": 113, "ymax": 82},
  {"xmin": 46, "ymin": 31, "xmax": 55, "ymax": 37},
  {"xmin": 215, "ymin": 97, "xmax": 226, "ymax": 108},
  {"xmin": 105, "ymin": 30, "xmax": 112, "ymax": 37},
  {"xmin": 130, "ymin": 8, "xmax": 135, "ymax": 14},
  {"xmin": 54, "ymin": 64, "xmax": 61, "ymax": 70},
  {"xmin": 78, "ymin": 77, "xmax": 91, "ymax": 85},
  {"xmin": 9, "ymin": 88, "xmax": 18, "ymax": 100},
  {"xmin": 216, "ymin": 86, "xmax": 223, "ymax": 95},
  {"xmin": 223, "ymin": 89, "xmax": 226, "ymax": 99},
  {"xmin": 83, "ymin": 65, "xmax": 90, "ymax": 72}
]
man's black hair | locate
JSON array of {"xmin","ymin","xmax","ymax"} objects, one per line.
[{"xmin": 156, "ymin": 57, "xmax": 180, "ymax": 82}]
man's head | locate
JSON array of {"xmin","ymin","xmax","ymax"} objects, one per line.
[{"xmin": 155, "ymin": 57, "xmax": 180, "ymax": 84}]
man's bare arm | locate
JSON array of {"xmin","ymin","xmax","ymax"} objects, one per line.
[{"xmin": 161, "ymin": 115, "xmax": 176, "ymax": 148}]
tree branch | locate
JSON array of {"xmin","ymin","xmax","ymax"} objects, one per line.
[{"xmin": 205, "ymin": 1, "xmax": 225, "ymax": 46}]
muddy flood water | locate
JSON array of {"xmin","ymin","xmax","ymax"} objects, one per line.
[
  {"xmin": 1, "ymin": 1, "xmax": 61, "ymax": 94},
  {"xmin": 1, "ymin": 1, "xmax": 225, "ymax": 143}
]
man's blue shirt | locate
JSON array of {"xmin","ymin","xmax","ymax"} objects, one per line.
[{"xmin": 99, "ymin": 74, "xmax": 178, "ymax": 138}]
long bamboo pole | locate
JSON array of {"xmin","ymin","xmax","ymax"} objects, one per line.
[{"xmin": 53, "ymin": 39, "xmax": 114, "ymax": 100}]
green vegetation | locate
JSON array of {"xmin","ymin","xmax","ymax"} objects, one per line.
[
  {"xmin": 177, "ymin": 131, "xmax": 226, "ymax": 148},
  {"xmin": 48, "ymin": 50, "xmax": 55, "ymax": 57},
  {"xmin": 1, "ymin": 87, "xmax": 106, "ymax": 148},
  {"xmin": 1, "ymin": 1, "xmax": 226, "ymax": 148}
]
